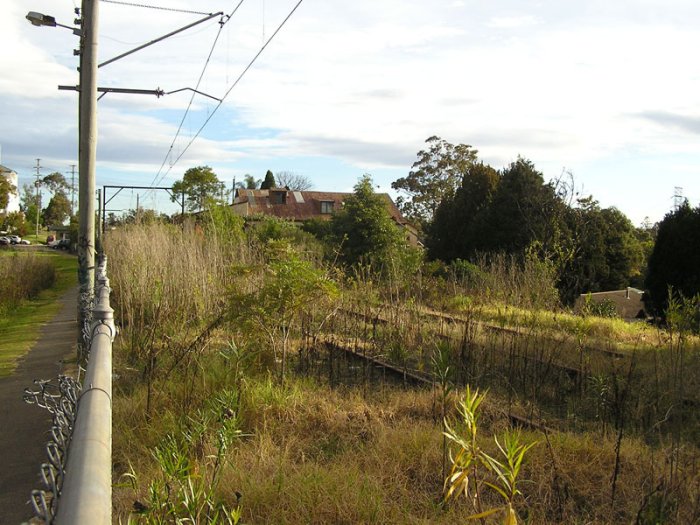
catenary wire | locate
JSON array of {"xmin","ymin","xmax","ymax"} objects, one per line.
[
  {"xmin": 147, "ymin": 0, "xmax": 247, "ymax": 191},
  {"xmin": 152, "ymin": 0, "xmax": 305, "ymax": 188},
  {"xmin": 101, "ymin": 0, "xmax": 214, "ymax": 16}
]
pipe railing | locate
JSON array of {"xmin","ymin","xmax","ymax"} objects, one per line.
[{"xmin": 25, "ymin": 256, "xmax": 115, "ymax": 523}]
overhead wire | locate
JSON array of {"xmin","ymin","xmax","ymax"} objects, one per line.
[
  {"xmin": 147, "ymin": 0, "xmax": 246, "ymax": 191},
  {"xmin": 152, "ymin": 0, "xmax": 305, "ymax": 188},
  {"xmin": 101, "ymin": 0, "xmax": 215, "ymax": 16}
]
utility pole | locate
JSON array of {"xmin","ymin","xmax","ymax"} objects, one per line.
[
  {"xmin": 34, "ymin": 158, "xmax": 42, "ymax": 238},
  {"xmin": 673, "ymin": 186, "xmax": 684, "ymax": 211},
  {"xmin": 77, "ymin": 0, "xmax": 99, "ymax": 306},
  {"xmin": 69, "ymin": 164, "xmax": 77, "ymax": 216}
]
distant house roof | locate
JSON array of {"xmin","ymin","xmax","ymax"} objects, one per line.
[
  {"xmin": 232, "ymin": 189, "xmax": 409, "ymax": 224},
  {"xmin": 0, "ymin": 165, "xmax": 16, "ymax": 174}
]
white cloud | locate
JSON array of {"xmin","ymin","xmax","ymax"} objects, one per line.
[{"xmin": 2, "ymin": 0, "xmax": 699, "ymax": 223}]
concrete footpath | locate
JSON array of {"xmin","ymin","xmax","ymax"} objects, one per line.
[{"xmin": 0, "ymin": 286, "xmax": 78, "ymax": 525}]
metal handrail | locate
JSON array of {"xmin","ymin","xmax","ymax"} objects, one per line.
[
  {"xmin": 55, "ymin": 257, "xmax": 115, "ymax": 524},
  {"xmin": 26, "ymin": 256, "xmax": 115, "ymax": 523}
]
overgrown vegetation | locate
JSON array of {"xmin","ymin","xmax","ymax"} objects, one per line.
[
  {"xmin": 0, "ymin": 251, "xmax": 56, "ymax": 315},
  {"xmin": 108, "ymin": 202, "xmax": 699, "ymax": 523}
]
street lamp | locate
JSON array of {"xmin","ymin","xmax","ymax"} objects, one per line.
[{"xmin": 26, "ymin": 11, "xmax": 81, "ymax": 35}]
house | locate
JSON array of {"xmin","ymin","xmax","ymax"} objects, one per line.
[
  {"xmin": 0, "ymin": 165, "xmax": 20, "ymax": 214},
  {"xmin": 232, "ymin": 188, "xmax": 421, "ymax": 246},
  {"xmin": 574, "ymin": 287, "xmax": 646, "ymax": 320}
]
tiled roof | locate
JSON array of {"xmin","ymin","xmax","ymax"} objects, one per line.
[{"xmin": 233, "ymin": 189, "xmax": 408, "ymax": 224}]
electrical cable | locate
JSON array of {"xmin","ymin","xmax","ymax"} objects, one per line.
[
  {"xmin": 147, "ymin": 0, "xmax": 246, "ymax": 191},
  {"xmin": 101, "ymin": 0, "xmax": 214, "ymax": 16},
  {"xmin": 152, "ymin": 0, "xmax": 305, "ymax": 188}
]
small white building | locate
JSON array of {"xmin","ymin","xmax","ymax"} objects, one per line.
[{"xmin": 1, "ymin": 165, "xmax": 20, "ymax": 214}]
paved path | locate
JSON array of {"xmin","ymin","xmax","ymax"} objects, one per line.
[{"xmin": 0, "ymin": 286, "xmax": 78, "ymax": 525}]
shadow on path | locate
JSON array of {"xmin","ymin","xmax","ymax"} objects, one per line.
[{"xmin": 0, "ymin": 286, "xmax": 78, "ymax": 525}]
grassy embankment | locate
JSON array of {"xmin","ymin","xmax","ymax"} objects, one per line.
[
  {"xmin": 0, "ymin": 248, "xmax": 77, "ymax": 376},
  {"xmin": 107, "ymin": 223, "xmax": 699, "ymax": 524}
]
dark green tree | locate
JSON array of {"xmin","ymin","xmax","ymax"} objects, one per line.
[
  {"xmin": 392, "ymin": 136, "xmax": 478, "ymax": 229},
  {"xmin": 480, "ymin": 157, "xmax": 566, "ymax": 256},
  {"xmin": 260, "ymin": 170, "xmax": 276, "ymax": 190},
  {"xmin": 427, "ymin": 162, "xmax": 499, "ymax": 261},
  {"xmin": 172, "ymin": 166, "xmax": 225, "ymax": 212},
  {"xmin": 331, "ymin": 174, "xmax": 405, "ymax": 268},
  {"xmin": 42, "ymin": 172, "xmax": 69, "ymax": 193},
  {"xmin": 42, "ymin": 191, "xmax": 71, "ymax": 226},
  {"xmin": 645, "ymin": 201, "xmax": 700, "ymax": 316},
  {"xmin": 557, "ymin": 200, "xmax": 644, "ymax": 303}
]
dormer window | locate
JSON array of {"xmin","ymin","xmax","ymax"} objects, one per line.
[
  {"xmin": 270, "ymin": 190, "xmax": 286, "ymax": 204},
  {"xmin": 320, "ymin": 201, "xmax": 334, "ymax": 214}
]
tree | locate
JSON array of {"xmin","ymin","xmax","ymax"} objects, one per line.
[
  {"xmin": 557, "ymin": 200, "xmax": 644, "ymax": 303},
  {"xmin": 20, "ymin": 183, "xmax": 42, "ymax": 230},
  {"xmin": 392, "ymin": 136, "xmax": 478, "ymax": 228},
  {"xmin": 427, "ymin": 162, "xmax": 499, "ymax": 261},
  {"xmin": 172, "ymin": 166, "xmax": 225, "ymax": 212},
  {"xmin": 645, "ymin": 201, "xmax": 700, "ymax": 316},
  {"xmin": 236, "ymin": 174, "xmax": 260, "ymax": 190},
  {"xmin": 1, "ymin": 211, "xmax": 27, "ymax": 235},
  {"xmin": 275, "ymin": 171, "xmax": 313, "ymax": 191},
  {"xmin": 43, "ymin": 191, "xmax": 71, "ymax": 226},
  {"xmin": 0, "ymin": 175, "xmax": 16, "ymax": 211},
  {"xmin": 480, "ymin": 157, "xmax": 566, "ymax": 256},
  {"xmin": 260, "ymin": 170, "xmax": 276, "ymax": 190},
  {"xmin": 331, "ymin": 174, "xmax": 405, "ymax": 268},
  {"xmin": 42, "ymin": 172, "xmax": 69, "ymax": 193}
]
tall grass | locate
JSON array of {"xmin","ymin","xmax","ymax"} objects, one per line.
[
  {"xmin": 109, "ymin": 221, "xmax": 700, "ymax": 524},
  {"xmin": 0, "ymin": 252, "xmax": 56, "ymax": 315}
]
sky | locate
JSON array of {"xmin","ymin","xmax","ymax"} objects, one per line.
[{"xmin": 1, "ymin": 0, "xmax": 699, "ymax": 225}]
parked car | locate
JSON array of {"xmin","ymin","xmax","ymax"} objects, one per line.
[
  {"xmin": 53, "ymin": 239, "xmax": 71, "ymax": 250},
  {"xmin": 20, "ymin": 239, "xmax": 31, "ymax": 245},
  {"xmin": 8, "ymin": 235, "xmax": 21, "ymax": 244},
  {"xmin": 0, "ymin": 236, "xmax": 9, "ymax": 246}
]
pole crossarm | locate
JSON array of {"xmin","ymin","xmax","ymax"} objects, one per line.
[
  {"xmin": 98, "ymin": 11, "xmax": 223, "ymax": 68},
  {"xmin": 59, "ymin": 85, "xmax": 165, "ymax": 97}
]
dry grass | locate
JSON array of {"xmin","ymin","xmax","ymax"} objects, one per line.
[
  {"xmin": 113, "ymin": 367, "xmax": 700, "ymax": 524},
  {"xmin": 108, "ymin": 223, "xmax": 700, "ymax": 524}
]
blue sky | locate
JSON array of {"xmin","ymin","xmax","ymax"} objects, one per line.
[{"xmin": 2, "ymin": 0, "xmax": 699, "ymax": 225}]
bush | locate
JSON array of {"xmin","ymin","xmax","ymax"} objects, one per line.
[{"xmin": 0, "ymin": 253, "xmax": 56, "ymax": 315}]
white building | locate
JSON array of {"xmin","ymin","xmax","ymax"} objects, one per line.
[{"xmin": 1, "ymin": 165, "xmax": 20, "ymax": 214}]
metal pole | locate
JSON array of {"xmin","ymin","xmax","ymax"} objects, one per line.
[{"xmin": 78, "ymin": 0, "xmax": 99, "ymax": 307}]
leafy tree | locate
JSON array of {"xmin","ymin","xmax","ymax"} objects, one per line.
[
  {"xmin": 0, "ymin": 175, "xmax": 16, "ymax": 211},
  {"xmin": 558, "ymin": 200, "xmax": 644, "ymax": 303},
  {"xmin": 260, "ymin": 170, "xmax": 276, "ymax": 190},
  {"xmin": 231, "ymin": 249, "xmax": 337, "ymax": 381},
  {"xmin": 43, "ymin": 191, "xmax": 71, "ymax": 226},
  {"xmin": 1, "ymin": 211, "xmax": 27, "ymax": 235},
  {"xmin": 645, "ymin": 201, "xmax": 700, "ymax": 316},
  {"xmin": 427, "ymin": 162, "xmax": 499, "ymax": 261},
  {"xmin": 41, "ymin": 172, "xmax": 69, "ymax": 193},
  {"xmin": 392, "ymin": 136, "xmax": 478, "ymax": 228},
  {"xmin": 275, "ymin": 170, "xmax": 313, "ymax": 190},
  {"xmin": 237, "ymin": 174, "xmax": 260, "ymax": 190},
  {"xmin": 20, "ymin": 183, "xmax": 42, "ymax": 230},
  {"xmin": 480, "ymin": 157, "xmax": 566, "ymax": 255},
  {"xmin": 172, "ymin": 166, "xmax": 225, "ymax": 212},
  {"xmin": 331, "ymin": 174, "xmax": 405, "ymax": 268}
]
